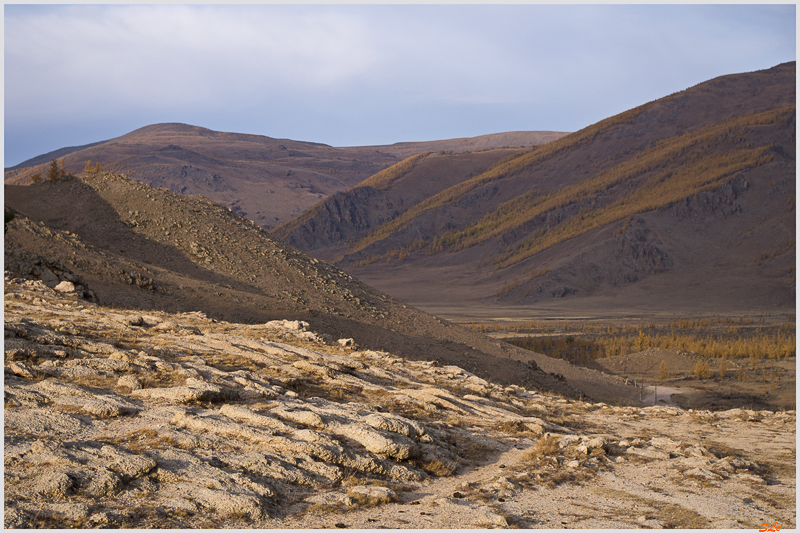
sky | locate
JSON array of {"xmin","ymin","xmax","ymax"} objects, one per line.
[{"xmin": 4, "ymin": 4, "xmax": 796, "ymax": 167}]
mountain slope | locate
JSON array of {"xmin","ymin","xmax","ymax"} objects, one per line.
[
  {"xmin": 276, "ymin": 62, "xmax": 796, "ymax": 317},
  {"xmin": 4, "ymin": 125, "xmax": 566, "ymax": 229},
  {"xmin": 273, "ymin": 148, "xmax": 524, "ymax": 255},
  {"xmin": 5, "ymin": 172, "xmax": 640, "ymax": 402}
]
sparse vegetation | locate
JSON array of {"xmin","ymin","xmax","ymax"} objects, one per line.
[
  {"xmin": 755, "ymin": 238, "xmax": 795, "ymax": 264},
  {"xmin": 4, "ymin": 208, "xmax": 15, "ymax": 232},
  {"xmin": 352, "ymin": 238, "xmax": 429, "ymax": 267},
  {"xmin": 337, "ymin": 104, "xmax": 793, "ymax": 269},
  {"xmin": 490, "ymin": 318, "xmax": 795, "ymax": 363},
  {"xmin": 358, "ymin": 152, "xmax": 432, "ymax": 191}
]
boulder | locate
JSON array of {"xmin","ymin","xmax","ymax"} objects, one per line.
[
  {"xmin": 31, "ymin": 471, "xmax": 74, "ymax": 499},
  {"xmin": 117, "ymin": 374, "xmax": 142, "ymax": 391},
  {"xmin": 347, "ymin": 485, "xmax": 397, "ymax": 505},
  {"xmin": 53, "ymin": 281, "xmax": 76, "ymax": 293}
]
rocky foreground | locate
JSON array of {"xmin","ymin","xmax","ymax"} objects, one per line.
[{"xmin": 4, "ymin": 274, "xmax": 796, "ymax": 529}]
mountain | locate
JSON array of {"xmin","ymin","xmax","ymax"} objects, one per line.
[
  {"xmin": 4, "ymin": 125, "xmax": 566, "ymax": 229},
  {"xmin": 274, "ymin": 62, "xmax": 796, "ymax": 318},
  {"xmin": 5, "ymin": 171, "xmax": 639, "ymax": 403}
]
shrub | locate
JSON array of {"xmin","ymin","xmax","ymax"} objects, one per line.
[
  {"xmin": 4, "ymin": 209, "xmax": 14, "ymax": 232},
  {"xmin": 524, "ymin": 435, "xmax": 560, "ymax": 461}
]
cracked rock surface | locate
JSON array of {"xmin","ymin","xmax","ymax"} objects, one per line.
[{"xmin": 4, "ymin": 274, "xmax": 796, "ymax": 529}]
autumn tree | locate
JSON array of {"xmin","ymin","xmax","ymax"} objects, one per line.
[
  {"xmin": 657, "ymin": 360, "xmax": 669, "ymax": 380},
  {"xmin": 47, "ymin": 159, "xmax": 60, "ymax": 181},
  {"xmin": 693, "ymin": 360, "xmax": 711, "ymax": 379},
  {"xmin": 47, "ymin": 158, "xmax": 70, "ymax": 181},
  {"xmin": 84, "ymin": 160, "xmax": 102, "ymax": 174},
  {"xmin": 718, "ymin": 356, "xmax": 729, "ymax": 379}
]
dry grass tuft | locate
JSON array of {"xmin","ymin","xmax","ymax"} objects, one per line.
[
  {"xmin": 121, "ymin": 428, "xmax": 165, "ymax": 452},
  {"xmin": 60, "ymin": 374, "xmax": 120, "ymax": 391},
  {"xmin": 202, "ymin": 352, "xmax": 263, "ymax": 373},
  {"xmin": 139, "ymin": 370, "xmax": 185, "ymax": 389},
  {"xmin": 346, "ymin": 490, "xmax": 398, "ymax": 508},
  {"xmin": 420, "ymin": 458, "xmax": 458, "ymax": 477},
  {"xmin": 523, "ymin": 435, "xmax": 560, "ymax": 461},
  {"xmin": 493, "ymin": 419, "xmax": 533, "ymax": 435}
]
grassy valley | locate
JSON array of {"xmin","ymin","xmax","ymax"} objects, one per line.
[{"xmin": 469, "ymin": 316, "xmax": 796, "ymax": 411}]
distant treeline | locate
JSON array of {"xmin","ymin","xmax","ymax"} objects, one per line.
[{"xmin": 472, "ymin": 318, "xmax": 796, "ymax": 364}]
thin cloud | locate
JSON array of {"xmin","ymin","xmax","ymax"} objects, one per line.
[{"xmin": 4, "ymin": 4, "xmax": 795, "ymax": 166}]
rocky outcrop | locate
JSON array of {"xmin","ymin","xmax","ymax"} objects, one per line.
[
  {"xmin": 2, "ymin": 273, "xmax": 562, "ymax": 527},
  {"xmin": 611, "ymin": 217, "xmax": 674, "ymax": 284},
  {"xmin": 4, "ymin": 249, "xmax": 97, "ymax": 301},
  {"xmin": 4, "ymin": 272, "xmax": 795, "ymax": 529}
]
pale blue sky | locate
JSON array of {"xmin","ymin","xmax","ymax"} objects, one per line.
[{"xmin": 4, "ymin": 4, "xmax": 796, "ymax": 167}]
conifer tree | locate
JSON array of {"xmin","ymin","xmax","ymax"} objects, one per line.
[
  {"xmin": 658, "ymin": 360, "xmax": 669, "ymax": 380},
  {"xmin": 47, "ymin": 159, "xmax": 60, "ymax": 181}
]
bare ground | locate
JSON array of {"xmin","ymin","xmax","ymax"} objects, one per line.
[{"xmin": 4, "ymin": 275, "xmax": 796, "ymax": 529}]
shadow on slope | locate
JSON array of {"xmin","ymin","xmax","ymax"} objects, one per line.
[{"xmin": 5, "ymin": 174, "xmax": 641, "ymax": 403}]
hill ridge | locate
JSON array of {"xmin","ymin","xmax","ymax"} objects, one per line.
[
  {"xmin": 274, "ymin": 62, "xmax": 795, "ymax": 317},
  {"xmin": 5, "ymin": 127, "xmax": 566, "ymax": 229}
]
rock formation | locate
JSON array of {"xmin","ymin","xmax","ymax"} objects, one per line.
[{"xmin": 4, "ymin": 273, "xmax": 795, "ymax": 529}]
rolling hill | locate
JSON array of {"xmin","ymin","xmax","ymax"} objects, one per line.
[
  {"xmin": 4, "ymin": 125, "xmax": 565, "ymax": 229},
  {"xmin": 5, "ymin": 171, "xmax": 642, "ymax": 403},
  {"xmin": 274, "ymin": 62, "xmax": 796, "ymax": 319}
]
